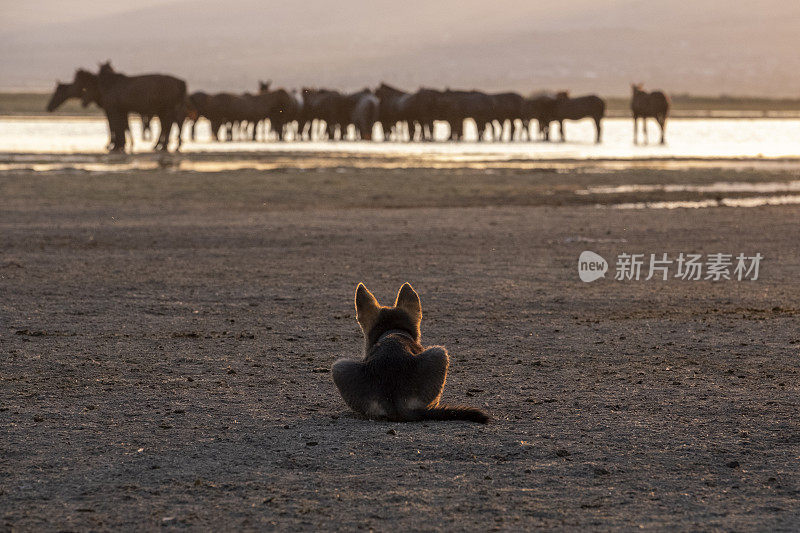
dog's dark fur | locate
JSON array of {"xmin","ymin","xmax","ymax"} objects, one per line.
[{"xmin": 332, "ymin": 283, "xmax": 489, "ymax": 423}]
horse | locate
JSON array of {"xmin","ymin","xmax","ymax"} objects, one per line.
[
  {"xmin": 47, "ymin": 78, "xmax": 131, "ymax": 150},
  {"xmin": 631, "ymin": 84, "xmax": 670, "ymax": 144},
  {"xmin": 551, "ymin": 91, "xmax": 606, "ymax": 143},
  {"xmin": 435, "ymin": 89, "xmax": 494, "ymax": 141},
  {"xmin": 375, "ymin": 83, "xmax": 415, "ymax": 141},
  {"xmin": 186, "ymin": 91, "xmax": 250, "ymax": 141},
  {"xmin": 489, "ymin": 92, "xmax": 524, "ymax": 141},
  {"xmin": 345, "ymin": 89, "xmax": 380, "ymax": 141},
  {"xmin": 75, "ymin": 62, "xmax": 187, "ymax": 152},
  {"xmin": 301, "ymin": 88, "xmax": 349, "ymax": 140},
  {"xmin": 253, "ymin": 85, "xmax": 299, "ymax": 141},
  {"xmin": 521, "ymin": 93, "xmax": 557, "ymax": 141}
]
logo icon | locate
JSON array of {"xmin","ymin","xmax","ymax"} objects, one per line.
[{"xmin": 579, "ymin": 251, "xmax": 608, "ymax": 282}]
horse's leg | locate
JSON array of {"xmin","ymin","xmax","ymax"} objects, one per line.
[
  {"xmin": 121, "ymin": 113, "xmax": 132, "ymax": 152},
  {"xmin": 559, "ymin": 120, "xmax": 566, "ymax": 142},
  {"xmin": 163, "ymin": 113, "xmax": 176, "ymax": 152},
  {"xmin": 109, "ymin": 111, "xmax": 126, "ymax": 153},
  {"xmin": 659, "ymin": 115, "xmax": 667, "ymax": 144},
  {"xmin": 175, "ymin": 116, "xmax": 184, "ymax": 152},
  {"xmin": 153, "ymin": 113, "xmax": 166, "ymax": 151},
  {"xmin": 595, "ymin": 117, "xmax": 602, "ymax": 144},
  {"xmin": 164, "ymin": 111, "xmax": 177, "ymax": 151},
  {"xmin": 643, "ymin": 117, "xmax": 649, "ymax": 144},
  {"xmin": 114, "ymin": 112, "xmax": 127, "ymax": 152},
  {"xmin": 104, "ymin": 110, "xmax": 116, "ymax": 151},
  {"xmin": 153, "ymin": 113, "xmax": 165, "ymax": 151}
]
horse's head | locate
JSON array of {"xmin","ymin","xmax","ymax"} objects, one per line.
[
  {"xmin": 375, "ymin": 83, "xmax": 402, "ymax": 98},
  {"xmin": 99, "ymin": 61, "xmax": 114, "ymax": 75},
  {"xmin": 46, "ymin": 81, "xmax": 80, "ymax": 112},
  {"xmin": 631, "ymin": 83, "xmax": 644, "ymax": 94},
  {"xmin": 259, "ymin": 80, "xmax": 272, "ymax": 94},
  {"xmin": 556, "ymin": 90, "xmax": 570, "ymax": 101}
]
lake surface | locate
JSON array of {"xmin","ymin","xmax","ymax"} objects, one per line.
[{"xmin": 2, "ymin": 116, "xmax": 800, "ymax": 160}]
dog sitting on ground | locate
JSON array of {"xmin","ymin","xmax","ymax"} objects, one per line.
[{"xmin": 331, "ymin": 283, "xmax": 489, "ymax": 423}]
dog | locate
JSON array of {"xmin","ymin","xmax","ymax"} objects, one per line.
[{"xmin": 331, "ymin": 283, "xmax": 489, "ymax": 423}]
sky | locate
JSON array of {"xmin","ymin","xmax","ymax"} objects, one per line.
[{"xmin": 2, "ymin": 0, "xmax": 800, "ymax": 96}]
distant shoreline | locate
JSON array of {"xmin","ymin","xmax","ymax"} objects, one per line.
[{"xmin": 3, "ymin": 92, "xmax": 800, "ymax": 119}]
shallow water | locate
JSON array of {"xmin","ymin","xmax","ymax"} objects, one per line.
[
  {"xmin": 3, "ymin": 116, "xmax": 800, "ymax": 160},
  {"xmin": 608, "ymin": 195, "xmax": 800, "ymax": 210}
]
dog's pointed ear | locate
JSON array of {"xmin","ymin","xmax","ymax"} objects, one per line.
[
  {"xmin": 355, "ymin": 283, "xmax": 380, "ymax": 329},
  {"xmin": 394, "ymin": 283, "xmax": 421, "ymax": 321}
]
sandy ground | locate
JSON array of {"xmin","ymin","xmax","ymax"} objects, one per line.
[{"xmin": 1, "ymin": 163, "xmax": 799, "ymax": 531}]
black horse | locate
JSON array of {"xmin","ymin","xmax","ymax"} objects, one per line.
[
  {"xmin": 73, "ymin": 62, "xmax": 186, "ymax": 152},
  {"xmin": 521, "ymin": 94, "xmax": 557, "ymax": 141},
  {"xmin": 47, "ymin": 79, "xmax": 156, "ymax": 145},
  {"xmin": 551, "ymin": 92, "xmax": 606, "ymax": 143},
  {"xmin": 47, "ymin": 78, "xmax": 132, "ymax": 150},
  {"xmin": 489, "ymin": 92, "xmax": 524, "ymax": 141}
]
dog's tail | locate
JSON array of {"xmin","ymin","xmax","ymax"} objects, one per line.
[{"xmin": 411, "ymin": 405, "xmax": 490, "ymax": 424}]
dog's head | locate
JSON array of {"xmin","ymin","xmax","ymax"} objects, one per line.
[{"xmin": 354, "ymin": 282, "xmax": 422, "ymax": 343}]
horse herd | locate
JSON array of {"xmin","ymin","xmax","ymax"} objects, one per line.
[{"xmin": 47, "ymin": 62, "xmax": 671, "ymax": 152}]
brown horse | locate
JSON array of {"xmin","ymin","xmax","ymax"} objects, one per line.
[{"xmin": 631, "ymin": 84, "xmax": 670, "ymax": 144}]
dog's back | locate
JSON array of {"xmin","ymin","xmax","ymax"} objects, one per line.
[{"xmin": 332, "ymin": 283, "xmax": 489, "ymax": 423}]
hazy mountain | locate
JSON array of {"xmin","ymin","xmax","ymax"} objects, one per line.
[{"xmin": 2, "ymin": 0, "xmax": 799, "ymax": 96}]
